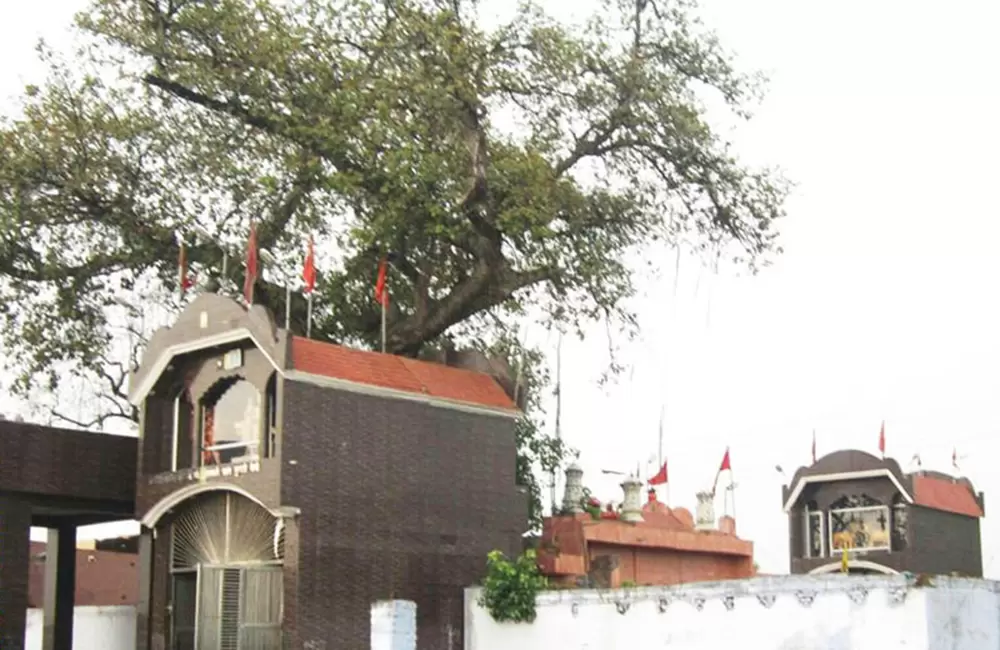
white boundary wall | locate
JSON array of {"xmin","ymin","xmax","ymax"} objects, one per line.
[
  {"xmin": 465, "ymin": 575, "xmax": 1000, "ymax": 650},
  {"xmin": 25, "ymin": 606, "xmax": 136, "ymax": 650}
]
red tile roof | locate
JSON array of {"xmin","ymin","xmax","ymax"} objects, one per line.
[
  {"xmin": 912, "ymin": 475, "xmax": 983, "ymax": 518},
  {"xmin": 289, "ymin": 336, "xmax": 517, "ymax": 411}
]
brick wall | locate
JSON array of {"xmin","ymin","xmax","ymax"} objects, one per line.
[
  {"xmin": 0, "ymin": 421, "xmax": 135, "ymax": 505},
  {"xmin": 591, "ymin": 543, "xmax": 752, "ymax": 586},
  {"xmin": 281, "ymin": 379, "xmax": 525, "ymax": 650},
  {"xmin": 0, "ymin": 496, "xmax": 31, "ymax": 650},
  {"xmin": 906, "ymin": 505, "xmax": 983, "ymax": 576}
]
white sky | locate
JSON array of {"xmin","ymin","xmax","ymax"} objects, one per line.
[{"xmin": 3, "ymin": 0, "xmax": 1000, "ymax": 576}]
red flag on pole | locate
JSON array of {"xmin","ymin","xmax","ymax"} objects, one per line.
[
  {"xmin": 178, "ymin": 241, "xmax": 194, "ymax": 298},
  {"xmin": 811, "ymin": 429, "xmax": 817, "ymax": 464},
  {"xmin": 648, "ymin": 461, "xmax": 668, "ymax": 486},
  {"xmin": 375, "ymin": 257, "xmax": 389, "ymax": 353},
  {"xmin": 244, "ymin": 222, "xmax": 258, "ymax": 304},
  {"xmin": 302, "ymin": 236, "xmax": 316, "ymax": 294},
  {"xmin": 712, "ymin": 447, "xmax": 731, "ymax": 496},
  {"xmin": 374, "ymin": 257, "xmax": 388, "ymax": 307},
  {"xmin": 878, "ymin": 421, "xmax": 886, "ymax": 458}
]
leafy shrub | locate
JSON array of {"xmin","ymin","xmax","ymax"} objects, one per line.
[{"xmin": 479, "ymin": 549, "xmax": 548, "ymax": 623}]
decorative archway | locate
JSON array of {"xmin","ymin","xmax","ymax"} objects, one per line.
[
  {"xmin": 141, "ymin": 482, "xmax": 276, "ymax": 529},
  {"xmin": 166, "ymin": 489, "xmax": 284, "ymax": 650},
  {"xmin": 808, "ymin": 560, "xmax": 898, "ymax": 575}
]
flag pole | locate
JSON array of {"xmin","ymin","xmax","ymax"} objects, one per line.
[
  {"xmin": 657, "ymin": 404, "xmax": 664, "ymax": 470},
  {"xmin": 221, "ymin": 251, "xmax": 228, "ymax": 290},
  {"xmin": 306, "ymin": 292, "xmax": 314, "ymax": 339},
  {"xmin": 658, "ymin": 404, "xmax": 668, "ymax": 506},
  {"xmin": 729, "ymin": 470, "xmax": 737, "ymax": 523},
  {"xmin": 380, "ymin": 296, "xmax": 387, "ymax": 353},
  {"xmin": 285, "ymin": 284, "xmax": 292, "ymax": 329},
  {"xmin": 551, "ymin": 331, "xmax": 563, "ymax": 516}
]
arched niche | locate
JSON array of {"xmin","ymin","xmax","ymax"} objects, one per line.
[{"xmin": 200, "ymin": 376, "xmax": 263, "ymax": 465}]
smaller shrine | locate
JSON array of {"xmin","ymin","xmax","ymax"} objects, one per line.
[
  {"xmin": 536, "ymin": 464, "xmax": 755, "ymax": 588},
  {"xmin": 782, "ymin": 449, "xmax": 985, "ymax": 576}
]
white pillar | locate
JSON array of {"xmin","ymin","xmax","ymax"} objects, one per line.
[
  {"xmin": 620, "ymin": 475, "xmax": 645, "ymax": 523},
  {"xmin": 561, "ymin": 463, "xmax": 585, "ymax": 514},
  {"xmin": 695, "ymin": 490, "xmax": 715, "ymax": 530},
  {"xmin": 371, "ymin": 600, "xmax": 417, "ymax": 650}
]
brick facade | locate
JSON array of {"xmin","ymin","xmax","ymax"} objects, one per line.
[
  {"xmin": 593, "ymin": 543, "xmax": 752, "ymax": 585},
  {"xmin": 281, "ymin": 378, "xmax": 524, "ymax": 650},
  {"xmin": 131, "ymin": 294, "xmax": 526, "ymax": 650},
  {"xmin": 0, "ymin": 496, "xmax": 31, "ymax": 650}
]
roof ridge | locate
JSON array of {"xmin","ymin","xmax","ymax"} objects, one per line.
[
  {"xmin": 292, "ymin": 334, "xmax": 508, "ymax": 381},
  {"xmin": 288, "ymin": 335, "xmax": 517, "ymax": 411}
]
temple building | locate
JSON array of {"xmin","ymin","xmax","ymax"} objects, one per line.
[
  {"xmin": 536, "ymin": 464, "xmax": 755, "ymax": 587},
  {"xmin": 128, "ymin": 293, "xmax": 526, "ymax": 649},
  {"xmin": 782, "ymin": 449, "xmax": 985, "ymax": 576}
]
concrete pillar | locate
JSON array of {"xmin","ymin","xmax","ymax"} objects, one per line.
[
  {"xmin": 561, "ymin": 463, "xmax": 584, "ymax": 514},
  {"xmin": 276, "ymin": 508, "xmax": 302, "ymax": 650},
  {"xmin": 42, "ymin": 524, "xmax": 76, "ymax": 650},
  {"xmin": 371, "ymin": 600, "xmax": 416, "ymax": 650},
  {"xmin": 0, "ymin": 496, "xmax": 31, "ymax": 650},
  {"xmin": 620, "ymin": 475, "xmax": 644, "ymax": 523},
  {"xmin": 718, "ymin": 515, "xmax": 737, "ymax": 536},
  {"xmin": 695, "ymin": 491, "xmax": 715, "ymax": 530},
  {"xmin": 135, "ymin": 527, "xmax": 154, "ymax": 650}
]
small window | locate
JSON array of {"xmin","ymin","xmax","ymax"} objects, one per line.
[
  {"xmin": 891, "ymin": 495, "xmax": 908, "ymax": 551},
  {"xmin": 805, "ymin": 509, "xmax": 825, "ymax": 558},
  {"xmin": 264, "ymin": 374, "xmax": 278, "ymax": 458},
  {"xmin": 172, "ymin": 390, "xmax": 195, "ymax": 472},
  {"xmin": 222, "ymin": 349, "xmax": 244, "ymax": 370}
]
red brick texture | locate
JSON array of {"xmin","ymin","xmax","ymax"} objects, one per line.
[
  {"xmin": 26, "ymin": 541, "xmax": 139, "ymax": 607},
  {"xmin": 537, "ymin": 499, "xmax": 754, "ymax": 588},
  {"xmin": 596, "ymin": 543, "xmax": 753, "ymax": 586}
]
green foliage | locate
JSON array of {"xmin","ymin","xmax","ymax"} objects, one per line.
[
  {"xmin": 479, "ymin": 549, "xmax": 548, "ymax": 624},
  {"xmin": 516, "ymin": 415, "xmax": 566, "ymax": 530},
  {"xmin": 0, "ymin": 0, "xmax": 788, "ymax": 515}
]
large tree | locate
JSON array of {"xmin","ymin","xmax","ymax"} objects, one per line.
[{"xmin": 0, "ymin": 0, "xmax": 786, "ymax": 527}]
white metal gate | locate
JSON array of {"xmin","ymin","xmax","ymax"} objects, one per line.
[{"xmin": 174, "ymin": 565, "xmax": 282, "ymax": 650}]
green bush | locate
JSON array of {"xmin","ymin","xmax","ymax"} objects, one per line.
[{"xmin": 479, "ymin": 549, "xmax": 548, "ymax": 623}]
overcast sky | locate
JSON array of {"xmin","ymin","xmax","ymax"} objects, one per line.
[{"xmin": 3, "ymin": 0, "xmax": 1000, "ymax": 575}]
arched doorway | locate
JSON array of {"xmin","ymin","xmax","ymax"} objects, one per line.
[{"xmin": 169, "ymin": 490, "xmax": 284, "ymax": 650}]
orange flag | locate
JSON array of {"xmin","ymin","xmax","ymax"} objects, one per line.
[
  {"xmin": 302, "ymin": 237, "xmax": 316, "ymax": 294},
  {"xmin": 374, "ymin": 257, "xmax": 389, "ymax": 307},
  {"xmin": 244, "ymin": 222, "xmax": 259, "ymax": 304}
]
